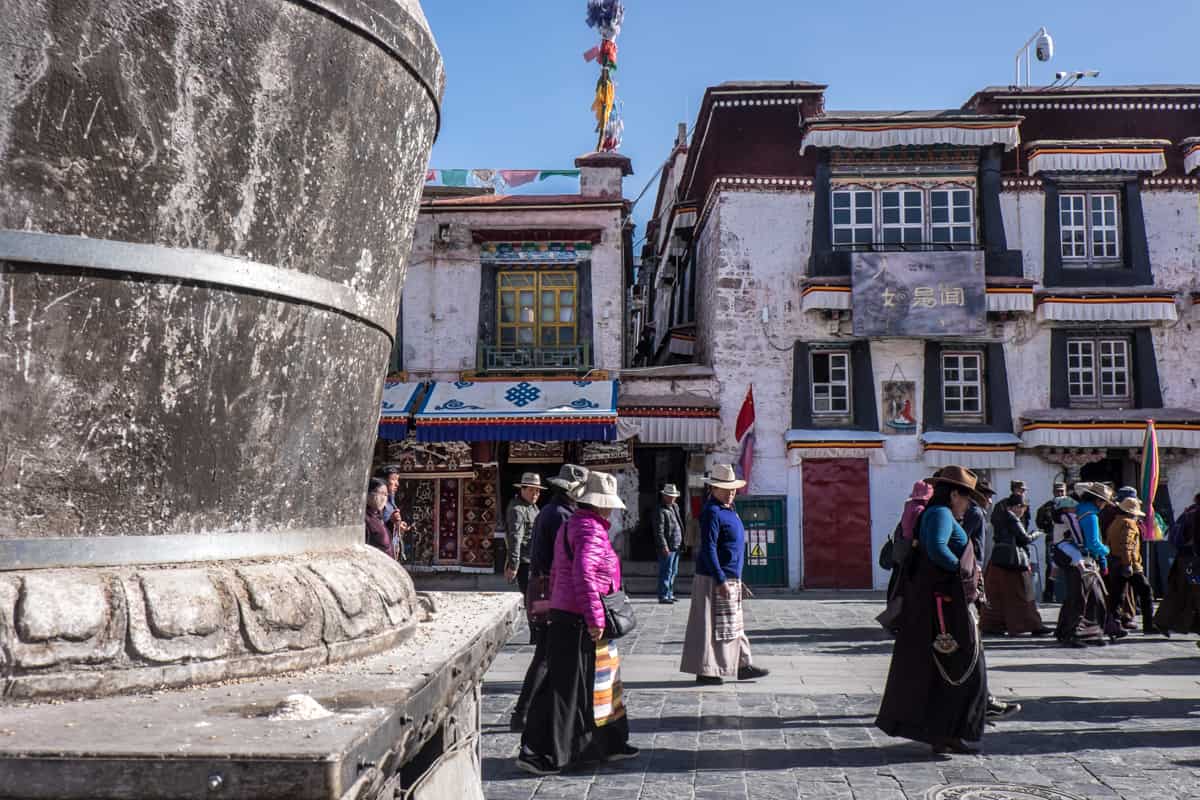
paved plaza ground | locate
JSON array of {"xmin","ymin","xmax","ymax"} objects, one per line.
[{"xmin": 479, "ymin": 592, "xmax": 1200, "ymax": 800}]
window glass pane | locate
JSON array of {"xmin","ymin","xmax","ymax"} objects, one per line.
[
  {"xmin": 834, "ymin": 209, "xmax": 851, "ymax": 225},
  {"xmin": 559, "ymin": 328, "xmax": 575, "ymax": 345},
  {"xmin": 541, "ymin": 328, "xmax": 555, "ymax": 346},
  {"xmin": 953, "ymin": 206, "xmax": 971, "ymax": 223},
  {"xmin": 952, "ymin": 227, "xmax": 971, "ymax": 243},
  {"xmin": 559, "ymin": 306, "xmax": 574, "ymax": 323},
  {"xmin": 854, "ymin": 229, "xmax": 873, "ymax": 244},
  {"xmin": 833, "ymin": 193, "xmax": 850, "ymax": 209},
  {"xmin": 518, "ymin": 327, "xmax": 534, "ymax": 344},
  {"xmin": 500, "ymin": 328, "xmax": 516, "ymax": 345},
  {"xmin": 855, "ymin": 207, "xmax": 873, "ymax": 225},
  {"xmin": 932, "ymin": 206, "xmax": 950, "ymax": 224},
  {"xmin": 834, "ymin": 228, "xmax": 852, "ymax": 244},
  {"xmin": 812, "ymin": 354, "xmax": 830, "ymax": 383},
  {"xmin": 954, "ymin": 190, "xmax": 970, "ymax": 205},
  {"xmin": 932, "ymin": 228, "xmax": 950, "ymax": 243}
]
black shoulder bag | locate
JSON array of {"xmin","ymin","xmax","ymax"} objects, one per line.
[{"xmin": 563, "ymin": 524, "xmax": 638, "ymax": 640}]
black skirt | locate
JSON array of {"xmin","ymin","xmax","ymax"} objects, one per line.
[
  {"xmin": 1055, "ymin": 562, "xmax": 1108, "ymax": 642},
  {"xmin": 520, "ymin": 610, "xmax": 629, "ymax": 769},
  {"xmin": 876, "ymin": 551, "xmax": 988, "ymax": 746}
]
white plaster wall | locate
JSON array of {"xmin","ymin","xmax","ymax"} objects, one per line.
[
  {"xmin": 699, "ymin": 191, "xmax": 816, "ymax": 497},
  {"xmin": 1005, "ymin": 322, "xmax": 1054, "ymax": 415},
  {"xmin": 1000, "ymin": 190, "xmax": 1045, "ymax": 280},
  {"xmin": 404, "ymin": 206, "xmax": 626, "ymax": 379},
  {"xmin": 1143, "ymin": 191, "xmax": 1200, "ymax": 290},
  {"xmin": 866, "ymin": 459, "xmax": 930, "ymax": 590},
  {"xmin": 870, "ymin": 339, "xmax": 925, "ymax": 464}
]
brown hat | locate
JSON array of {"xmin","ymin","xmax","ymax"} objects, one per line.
[
  {"xmin": 1117, "ymin": 497, "xmax": 1146, "ymax": 519},
  {"xmin": 1075, "ymin": 482, "xmax": 1112, "ymax": 504},
  {"xmin": 928, "ymin": 465, "xmax": 989, "ymax": 507},
  {"xmin": 976, "ymin": 477, "xmax": 997, "ymax": 498}
]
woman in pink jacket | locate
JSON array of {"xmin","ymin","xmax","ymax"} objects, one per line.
[{"xmin": 517, "ymin": 471, "xmax": 638, "ymax": 775}]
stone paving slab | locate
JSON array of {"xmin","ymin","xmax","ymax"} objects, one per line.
[{"xmin": 481, "ymin": 592, "xmax": 1200, "ymax": 800}]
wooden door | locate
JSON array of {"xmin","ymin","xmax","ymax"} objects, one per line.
[{"xmin": 801, "ymin": 458, "xmax": 872, "ymax": 589}]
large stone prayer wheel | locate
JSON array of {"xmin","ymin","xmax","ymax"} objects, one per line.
[{"xmin": 0, "ymin": 1, "xmax": 442, "ymax": 698}]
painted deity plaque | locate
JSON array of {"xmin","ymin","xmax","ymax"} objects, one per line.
[
  {"xmin": 882, "ymin": 381, "xmax": 918, "ymax": 435},
  {"xmin": 851, "ymin": 251, "xmax": 985, "ymax": 337}
]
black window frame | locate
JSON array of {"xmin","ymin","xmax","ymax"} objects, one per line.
[
  {"xmin": 1049, "ymin": 328, "xmax": 1162, "ymax": 410},
  {"xmin": 791, "ymin": 341, "xmax": 877, "ymax": 431},
  {"xmin": 1041, "ymin": 178, "xmax": 1153, "ymax": 288},
  {"xmin": 922, "ymin": 341, "xmax": 1013, "ymax": 433},
  {"xmin": 940, "ymin": 349, "xmax": 987, "ymax": 424},
  {"xmin": 809, "ymin": 348, "xmax": 853, "ymax": 424}
]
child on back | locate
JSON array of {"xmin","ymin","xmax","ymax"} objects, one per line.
[{"xmin": 900, "ymin": 480, "xmax": 934, "ymax": 541}]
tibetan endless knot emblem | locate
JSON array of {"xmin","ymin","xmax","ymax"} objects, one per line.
[
  {"xmin": 506, "ymin": 382, "xmax": 541, "ymax": 407},
  {"xmin": 925, "ymin": 785, "xmax": 1089, "ymax": 800}
]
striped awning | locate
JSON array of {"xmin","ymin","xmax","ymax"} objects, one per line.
[
  {"xmin": 1036, "ymin": 294, "xmax": 1178, "ymax": 324},
  {"xmin": 986, "ymin": 287, "xmax": 1035, "ymax": 313},
  {"xmin": 801, "ymin": 115, "xmax": 1021, "ymax": 154},
  {"xmin": 1182, "ymin": 138, "xmax": 1200, "ymax": 175},
  {"xmin": 412, "ymin": 380, "xmax": 618, "ymax": 442},
  {"xmin": 378, "ymin": 381, "xmax": 424, "ymax": 440},
  {"xmin": 785, "ymin": 429, "xmax": 888, "ymax": 466},
  {"xmin": 922, "ymin": 431, "xmax": 1022, "ymax": 470},
  {"xmin": 801, "ymin": 285, "xmax": 852, "ymax": 312},
  {"xmin": 1020, "ymin": 419, "xmax": 1200, "ymax": 450},
  {"xmin": 1025, "ymin": 139, "xmax": 1169, "ymax": 176}
]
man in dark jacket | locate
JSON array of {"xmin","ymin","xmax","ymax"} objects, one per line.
[
  {"xmin": 655, "ymin": 484, "xmax": 685, "ymax": 603},
  {"xmin": 510, "ymin": 463, "xmax": 587, "ymax": 732}
]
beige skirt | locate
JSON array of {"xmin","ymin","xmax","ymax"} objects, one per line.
[{"xmin": 679, "ymin": 573, "xmax": 752, "ymax": 678}]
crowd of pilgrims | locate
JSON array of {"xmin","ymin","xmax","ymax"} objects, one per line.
[
  {"xmin": 363, "ymin": 461, "xmax": 1200, "ymax": 765},
  {"xmin": 877, "ymin": 466, "xmax": 1200, "ymax": 755}
]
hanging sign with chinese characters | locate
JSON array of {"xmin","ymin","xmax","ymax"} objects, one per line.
[{"xmin": 851, "ymin": 251, "xmax": 986, "ymax": 337}]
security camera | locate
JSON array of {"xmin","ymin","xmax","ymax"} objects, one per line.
[{"xmin": 1035, "ymin": 31, "xmax": 1054, "ymax": 62}]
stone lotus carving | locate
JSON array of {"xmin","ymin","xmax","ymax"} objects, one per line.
[{"xmin": 0, "ymin": 547, "xmax": 418, "ymax": 700}]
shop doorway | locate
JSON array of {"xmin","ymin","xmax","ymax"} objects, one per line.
[
  {"xmin": 801, "ymin": 458, "xmax": 872, "ymax": 589},
  {"xmin": 631, "ymin": 446, "xmax": 688, "ymax": 561}
]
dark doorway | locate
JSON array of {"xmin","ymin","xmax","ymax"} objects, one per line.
[{"xmin": 631, "ymin": 447, "xmax": 687, "ymax": 561}]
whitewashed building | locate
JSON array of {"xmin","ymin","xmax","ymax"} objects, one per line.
[
  {"xmin": 374, "ymin": 152, "xmax": 639, "ymax": 573},
  {"xmin": 636, "ymin": 81, "xmax": 1200, "ymax": 590}
]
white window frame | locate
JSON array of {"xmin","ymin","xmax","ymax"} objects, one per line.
[
  {"xmin": 1067, "ymin": 335, "xmax": 1131, "ymax": 408},
  {"xmin": 880, "ymin": 187, "xmax": 924, "ymax": 245},
  {"xmin": 942, "ymin": 351, "xmax": 985, "ymax": 421},
  {"xmin": 831, "ymin": 189, "xmax": 875, "ymax": 249},
  {"xmin": 811, "ymin": 350, "xmax": 851, "ymax": 417},
  {"xmin": 831, "ymin": 184, "xmax": 975, "ymax": 249},
  {"xmin": 1059, "ymin": 190, "xmax": 1121, "ymax": 265},
  {"xmin": 930, "ymin": 187, "xmax": 975, "ymax": 245}
]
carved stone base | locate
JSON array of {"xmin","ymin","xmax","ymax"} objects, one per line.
[{"xmin": 0, "ymin": 546, "xmax": 417, "ymax": 700}]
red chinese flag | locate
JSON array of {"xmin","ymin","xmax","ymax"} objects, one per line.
[{"xmin": 735, "ymin": 386, "xmax": 755, "ymax": 444}]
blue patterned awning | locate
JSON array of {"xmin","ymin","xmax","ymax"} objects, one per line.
[
  {"xmin": 378, "ymin": 381, "xmax": 424, "ymax": 440},
  {"xmin": 413, "ymin": 380, "xmax": 618, "ymax": 442}
]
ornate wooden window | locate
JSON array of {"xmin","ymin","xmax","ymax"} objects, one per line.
[
  {"xmin": 497, "ymin": 270, "xmax": 577, "ymax": 348},
  {"xmin": 880, "ymin": 187, "xmax": 923, "ymax": 245},
  {"xmin": 930, "ymin": 188, "xmax": 974, "ymax": 244}
]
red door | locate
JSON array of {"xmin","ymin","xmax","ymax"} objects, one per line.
[{"xmin": 802, "ymin": 458, "xmax": 872, "ymax": 588}]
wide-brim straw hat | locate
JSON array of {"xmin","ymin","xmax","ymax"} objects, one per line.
[
  {"xmin": 1075, "ymin": 482, "xmax": 1112, "ymax": 504},
  {"xmin": 513, "ymin": 472, "xmax": 544, "ymax": 490},
  {"xmin": 705, "ymin": 463, "xmax": 746, "ymax": 490},
  {"xmin": 1117, "ymin": 497, "xmax": 1146, "ymax": 518},
  {"xmin": 660, "ymin": 483, "xmax": 681, "ymax": 497},
  {"xmin": 928, "ymin": 465, "xmax": 989, "ymax": 507},
  {"xmin": 574, "ymin": 471, "xmax": 626, "ymax": 509},
  {"xmin": 546, "ymin": 463, "xmax": 588, "ymax": 492}
]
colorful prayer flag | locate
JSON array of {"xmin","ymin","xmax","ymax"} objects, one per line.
[
  {"xmin": 440, "ymin": 169, "xmax": 468, "ymax": 187},
  {"xmin": 537, "ymin": 170, "xmax": 581, "ymax": 181},
  {"xmin": 1139, "ymin": 419, "xmax": 1162, "ymax": 541},
  {"xmin": 499, "ymin": 170, "xmax": 539, "ymax": 188}
]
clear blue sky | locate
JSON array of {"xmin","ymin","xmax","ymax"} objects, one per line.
[{"xmin": 424, "ymin": 0, "xmax": 1199, "ymax": 236}]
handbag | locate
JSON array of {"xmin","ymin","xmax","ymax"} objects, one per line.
[
  {"xmin": 1183, "ymin": 554, "xmax": 1200, "ymax": 586},
  {"xmin": 561, "ymin": 523, "xmax": 637, "ymax": 639},
  {"xmin": 600, "ymin": 588, "xmax": 637, "ymax": 640},
  {"xmin": 878, "ymin": 537, "xmax": 895, "ymax": 571},
  {"xmin": 525, "ymin": 573, "xmax": 552, "ymax": 625}
]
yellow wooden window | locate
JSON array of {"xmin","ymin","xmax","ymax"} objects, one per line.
[{"xmin": 498, "ymin": 271, "xmax": 577, "ymax": 348}]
